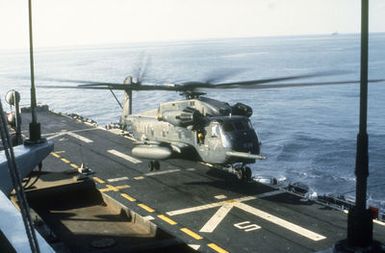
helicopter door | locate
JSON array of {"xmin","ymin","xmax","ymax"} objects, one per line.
[{"xmin": 203, "ymin": 122, "xmax": 224, "ymax": 163}]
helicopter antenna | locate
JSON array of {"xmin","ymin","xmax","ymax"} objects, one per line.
[{"xmin": 26, "ymin": 0, "xmax": 43, "ymax": 144}]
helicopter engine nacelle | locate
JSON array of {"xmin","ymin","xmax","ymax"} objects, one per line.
[
  {"xmin": 231, "ymin": 103, "xmax": 253, "ymax": 117},
  {"xmin": 158, "ymin": 107, "xmax": 202, "ymax": 127}
]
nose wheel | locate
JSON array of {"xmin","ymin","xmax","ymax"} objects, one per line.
[
  {"xmin": 235, "ymin": 165, "xmax": 252, "ymax": 181},
  {"xmin": 148, "ymin": 160, "xmax": 160, "ymax": 171}
]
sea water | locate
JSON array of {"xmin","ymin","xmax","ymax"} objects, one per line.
[{"xmin": 1, "ymin": 33, "xmax": 384, "ymax": 201}]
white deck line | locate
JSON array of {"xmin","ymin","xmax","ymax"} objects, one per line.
[
  {"xmin": 145, "ymin": 169, "xmax": 180, "ymax": 176},
  {"xmin": 188, "ymin": 244, "xmax": 201, "ymax": 250},
  {"xmin": 256, "ymin": 190, "xmax": 285, "ymax": 198},
  {"xmin": 235, "ymin": 202, "xmax": 326, "ymax": 241},
  {"xmin": 107, "ymin": 149, "xmax": 142, "ymax": 164},
  {"xmin": 66, "ymin": 132, "xmax": 93, "ymax": 143},
  {"xmin": 166, "ymin": 196, "xmax": 256, "ymax": 216},
  {"xmin": 107, "ymin": 176, "xmax": 129, "ymax": 182},
  {"xmin": 200, "ymin": 203, "xmax": 234, "ymax": 233}
]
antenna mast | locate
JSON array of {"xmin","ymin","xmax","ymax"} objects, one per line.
[{"xmin": 27, "ymin": 0, "xmax": 42, "ymax": 143}]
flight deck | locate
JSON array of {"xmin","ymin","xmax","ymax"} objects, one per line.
[{"xmin": 20, "ymin": 109, "xmax": 385, "ymax": 253}]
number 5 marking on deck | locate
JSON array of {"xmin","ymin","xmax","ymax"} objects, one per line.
[{"xmin": 234, "ymin": 221, "xmax": 261, "ymax": 232}]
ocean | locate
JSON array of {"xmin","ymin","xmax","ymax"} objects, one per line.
[{"xmin": 1, "ymin": 33, "xmax": 384, "ymax": 203}]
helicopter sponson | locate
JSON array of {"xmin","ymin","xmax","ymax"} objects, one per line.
[{"xmin": 132, "ymin": 143, "xmax": 173, "ymax": 160}]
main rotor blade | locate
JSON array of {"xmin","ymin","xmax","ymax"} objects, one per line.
[
  {"xmin": 37, "ymin": 83, "xmax": 183, "ymax": 91},
  {"xmin": 181, "ymin": 71, "xmax": 348, "ymax": 89},
  {"xmin": 37, "ymin": 79, "xmax": 384, "ymax": 91},
  {"xmin": 28, "ymin": 70, "xmax": 341, "ymax": 88},
  {"xmin": 226, "ymin": 79, "xmax": 384, "ymax": 90}
]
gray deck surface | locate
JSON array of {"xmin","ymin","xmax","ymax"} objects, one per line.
[{"xmin": 21, "ymin": 111, "xmax": 385, "ymax": 253}]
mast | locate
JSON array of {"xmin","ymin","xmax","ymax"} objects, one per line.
[{"xmin": 27, "ymin": 0, "xmax": 42, "ymax": 143}]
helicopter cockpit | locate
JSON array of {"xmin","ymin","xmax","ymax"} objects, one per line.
[{"xmin": 202, "ymin": 116, "xmax": 260, "ymax": 155}]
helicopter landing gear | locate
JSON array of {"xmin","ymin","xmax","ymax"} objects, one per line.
[
  {"xmin": 234, "ymin": 164, "xmax": 252, "ymax": 181},
  {"xmin": 148, "ymin": 160, "xmax": 160, "ymax": 171}
]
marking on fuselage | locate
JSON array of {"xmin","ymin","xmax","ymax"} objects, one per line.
[
  {"xmin": 107, "ymin": 149, "xmax": 142, "ymax": 164},
  {"xmin": 166, "ymin": 195, "xmax": 326, "ymax": 241},
  {"xmin": 107, "ymin": 176, "xmax": 129, "ymax": 182},
  {"xmin": 214, "ymin": 195, "xmax": 227, "ymax": 200},
  {"xmin": 145, "ymin": 169, "xmax": 180, "ymax": 176},
  {"xmin": 66, "ymin": 132, "xmax": 93, "ymax": 143}
]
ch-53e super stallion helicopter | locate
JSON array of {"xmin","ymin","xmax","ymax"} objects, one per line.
[{"xmin": 44, "ymin": 71, "xmax": 383, "ymax": 180}]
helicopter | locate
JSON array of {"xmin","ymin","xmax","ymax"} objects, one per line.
[
  {"xmin": 121, "ymin": 77, "xmax": 263, "ymax": 180},
  {"xmin": 40, "ymin": 70, "xmax": 384, "ymax": 180}
]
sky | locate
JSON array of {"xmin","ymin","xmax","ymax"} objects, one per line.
[{"xmin": 1, "ymin": 0, "xmax": 385, "ymax": 50}]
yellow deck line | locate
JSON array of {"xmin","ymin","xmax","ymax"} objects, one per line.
[
  {"xmin": 93, "ymin": 177, "xmax": 105, "ymax": 184},
  {"xmin": 138, "ymin": 203, "xmax": 155, "ymax": 213},
  {"xmin": 207, "ymin": 243, "xmax": 229, "ymax": 253},
  {"xmin": 121, "ymin": 193, "xmax": 136, "ymax": 202},
  {"xmin": 116, "ymin": 185, "xmax": 130, "ymax": 190},
  {"xmin": 70, "ymin": 163, "xmax": 79, "ymax": 169},
  {"xmin": 61, "ymin": 158, "xmax": 70, "ymax": 164},
  {"xmin": 51, "ymin": 152, "xmax": 60, "ymax": 158},
  {"xmin": 158, "ymin": 215, "xmax": 177, "ymax": 225},
  {"xmin": 180, "ymin": 228, "xmax": 202, "ymax": 240},
  {"xmin": 105, "ymin": 184, "xmax": 119, "ymax": 192}
]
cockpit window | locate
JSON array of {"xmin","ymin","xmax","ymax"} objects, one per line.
[
  {"xmin": 222, "ymin": 119, "xmax": 251, "ymax": 132},
  {"xmin": 234, "ymin": 121, "xmax": 245, "ymax": 130},
  {"xmin": 223, "ymin": 122, "xmax": 234, "ymax": 132}
]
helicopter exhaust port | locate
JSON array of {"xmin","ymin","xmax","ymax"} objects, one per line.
[{"xmin": 158, "ymin": 107, "xmax": 202, "ymax": 127}]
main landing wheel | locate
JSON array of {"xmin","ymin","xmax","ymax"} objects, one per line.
[
  {"xmin": 148, "ymin": 160, "xmax": 160, "ymax": 171},
  {"xmin": 235, "ymin": 166, "xmax": 252, "ymax": 181}
]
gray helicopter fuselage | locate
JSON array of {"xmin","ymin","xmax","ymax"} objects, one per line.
[{"xmin": 123, "ymin": 97, "xmax": 261, "ymax": 165}]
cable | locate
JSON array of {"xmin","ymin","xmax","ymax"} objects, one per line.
[
  {"xmin": 23, "ymin": 163, "xmax": 43, "ymax": 189},
  {"xmin": 0, "ymin": 98, "xmax": 40, "ymax": 253}
]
